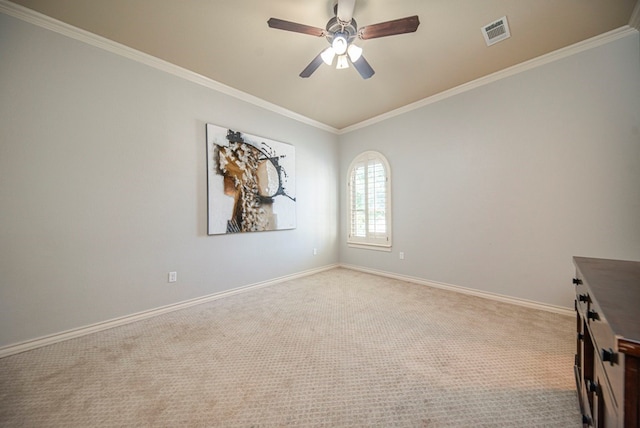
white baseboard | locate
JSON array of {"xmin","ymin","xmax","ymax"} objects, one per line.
[
  {"xmin": 339, "ymin": 263, "xmax": 575, "ymax": 317},
  {"xmin": 0, "ymin": 264, "xmax": 339, "ymax": 359},
  {"xmin": 0, "ymin": 262, "xmax": 572, "ymax": 358}
]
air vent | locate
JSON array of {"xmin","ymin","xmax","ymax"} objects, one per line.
[{"xmin": 482, "ymin": 16, "xmax": 510, "ymax": 46}]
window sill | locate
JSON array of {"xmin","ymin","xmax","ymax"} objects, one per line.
[{"xmin": 347, "ymin": 242, "xmax": 392, "ymax": 252}]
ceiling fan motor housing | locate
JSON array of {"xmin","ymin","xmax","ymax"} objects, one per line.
[
  {"xmin": 325, "ymin": 16, "xmax": 358, "ymax": 46},
  {"xmin": 267, "ymin": 2, "xmax": 419, "ymax": 79}
]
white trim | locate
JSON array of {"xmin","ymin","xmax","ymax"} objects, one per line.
[
  {"xmin": 347, "ymin": 243, "xmax": 392, "ymax": 252},
  {"xmin": 0, "ymin": 264, "xmax": 338, "ymax": 359},
  {"xmin": 346, "ymin": 151, "xmax": 392, "ymax": 249},
  {"xmin": 1, "ymin": 1, "xmax": 636, "ymax": 134},
  {"xmin": 339, "ymin": 26, "xmax": 638, "ymax": 134},
  {"xmin": 0, "ymin": 260, "xmax": 575, "ymax": 358},
  {"xmin": 0, "ymin": 0, "xmax": 339, "ymax": 134},
  {"xmin": 340, "ymin": 263, "xmax": 575, "ymax": 317}
]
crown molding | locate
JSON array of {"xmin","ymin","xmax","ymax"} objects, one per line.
[
  {"xmin": 0, "ymin": 0, "xmax": 339, "ymax": 134},
  {"xmin": 1, "ymin": 1, "xmax": 636, "ymax": 135},
  {"xmin": 339, "ymin": 25, "xmax": 638, "ymax": 134}
]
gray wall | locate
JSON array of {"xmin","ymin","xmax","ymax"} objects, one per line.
[
  {"xmin": 0, "ymin": 13, "xmax": 339, "ymax": 347},
  {"xmin": 2, "ymin": 10, "xmax": 639, "ymax": 349},
  {"xmin": 339, "ymin": 32, "xmax": 640, "ymax": 308}
]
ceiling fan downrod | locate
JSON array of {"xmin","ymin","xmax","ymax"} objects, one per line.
[{"xmin": 267, "ymin": 0, "xmax": 419, "ymax": 79}]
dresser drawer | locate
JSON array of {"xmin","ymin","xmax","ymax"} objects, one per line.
[
  {"xmin": 573, "ymin": 275, "xmax": 590, "ymax": 317},
  {"xmin": 588, "ymin": 296, "xmax": 625, "ymax": 410},
  {"xmin": 594, "ymin": 359, "xmax": 619, "ymax": 428}
]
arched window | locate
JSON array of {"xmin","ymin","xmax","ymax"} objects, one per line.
[{"xmin": 347, "ymin": 151, "xmax": 392, "ymax": 250}]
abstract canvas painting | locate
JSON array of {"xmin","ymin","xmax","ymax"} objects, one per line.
[{"xmin": 206, "ymin": 124, "xmax": 296, "ymax": 235}]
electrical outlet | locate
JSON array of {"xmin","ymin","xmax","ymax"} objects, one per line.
[
  {"xmin": 168, "ymin": 271, "xmax": 177, "ymax": 283},
  {"xmin": 399, "ymin": 252, "xmax": 405, "ymax": 260},
  {"xmin": 313, "ymin": 248, "xmax": 318, "ymax": 256}
]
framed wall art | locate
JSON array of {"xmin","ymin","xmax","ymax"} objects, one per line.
[{"xmin": 206, "ymin": 124, "xmax": 296, "ymax": 235}]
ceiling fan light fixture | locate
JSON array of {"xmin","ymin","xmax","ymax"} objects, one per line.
[
  {"xmin": 336, "ymin": 55, "xmax": 350, "ymax": 69},
  {"xmin": 331, "ymin": 32, "xmax": 348, "ymax": 55},
  {"xmin": 268, "ymin": 0, "xmax": 420, "ymax": 79},
  {"xmin": 347, "ymin": 44, "xmax": 362, "ymax": 62},
  {"xmin": 321, "ymin": 47, "xmax": 336, "ymax": 66}
]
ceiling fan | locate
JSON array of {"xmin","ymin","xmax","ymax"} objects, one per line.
[{"xmin": 267, "ymin": 0, "xmax": 420, "ymax": 79}]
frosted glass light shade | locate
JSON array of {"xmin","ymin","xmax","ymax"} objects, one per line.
[
  {"xmin": 332, "ymin": 34, "xmax": 348, "ymax": 55},
  {"xmin": 347, "ymin": 44, "xmax": 362, "ymax": 62},
  {"xmin": 321, "ymin": 47, "xmax": 336, "ymax": 66},
  {"xmin": 336, "ymin": 55, "xmax": 349, "ymax": 69}
]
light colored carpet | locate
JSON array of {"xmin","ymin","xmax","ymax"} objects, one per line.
[{"xmin": 0, "ymin": 268, "xmax": 581, "ymax": 427}]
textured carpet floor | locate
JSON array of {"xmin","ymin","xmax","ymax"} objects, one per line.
[{"xmin": 0, "ymin": 268, "xmax": 581, "ymax": 427}]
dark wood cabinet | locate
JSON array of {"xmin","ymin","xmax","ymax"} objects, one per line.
[{"xmin": 573, "ymin": 257, "xmax": 640, "ymax": 427}]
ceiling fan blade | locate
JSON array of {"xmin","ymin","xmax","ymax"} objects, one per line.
[
  {"xmin": 267, "ymin": 18, "xmax": 326, "ymax": 37},
  {"xmin": 351, "ymin": 55, "xmax": 375, "ymax": 79},
  {"xmin": 358, "ymin": 15, "xmax": 420, "ymax": 40},
  {"xmin": 337, "ymin": 0, "xmax": 356, "ymax": 23},
  {"xmin": 299, "ymin": 52, "xmax": 325, "ymax": 78}
]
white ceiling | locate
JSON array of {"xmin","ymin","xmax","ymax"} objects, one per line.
[{"xmin": 8, "ymin": 0, "xmax": 640, "ymax": 130}]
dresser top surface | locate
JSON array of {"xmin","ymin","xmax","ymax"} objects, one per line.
[{"xmin": 574, "ymin": 256, "xmax": 640, "ymax": 346}]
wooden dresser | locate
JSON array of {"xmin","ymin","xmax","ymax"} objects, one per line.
[{"xmin": 573, "ymin": 257, "xmax": 640, "ymax": 427}]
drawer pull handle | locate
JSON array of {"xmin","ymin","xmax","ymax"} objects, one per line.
[
  {"xmin": 587, "ymin": 379, "xmax": 598, "ymax": 393},
  {"xmin": 587, "ymin": 310, "xmax": 599, "ymax": 321},
  {"xmin": 572, "ymin": 278, "xmax": 583, "ymax": 285},
  {"xmin": 578, "ymin": 294, "xmax": 589, "ymax": 303},
  {"xmin": 582, "ymin": 414, "xmax": 592, "ymax": 426},
  {"xmin": 601, "ymin": 348, "xmax": 618, "ymax": 365},
  {"xmin": 577, "ymin": 332, "xmax": 584, "ymax": 341}
]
